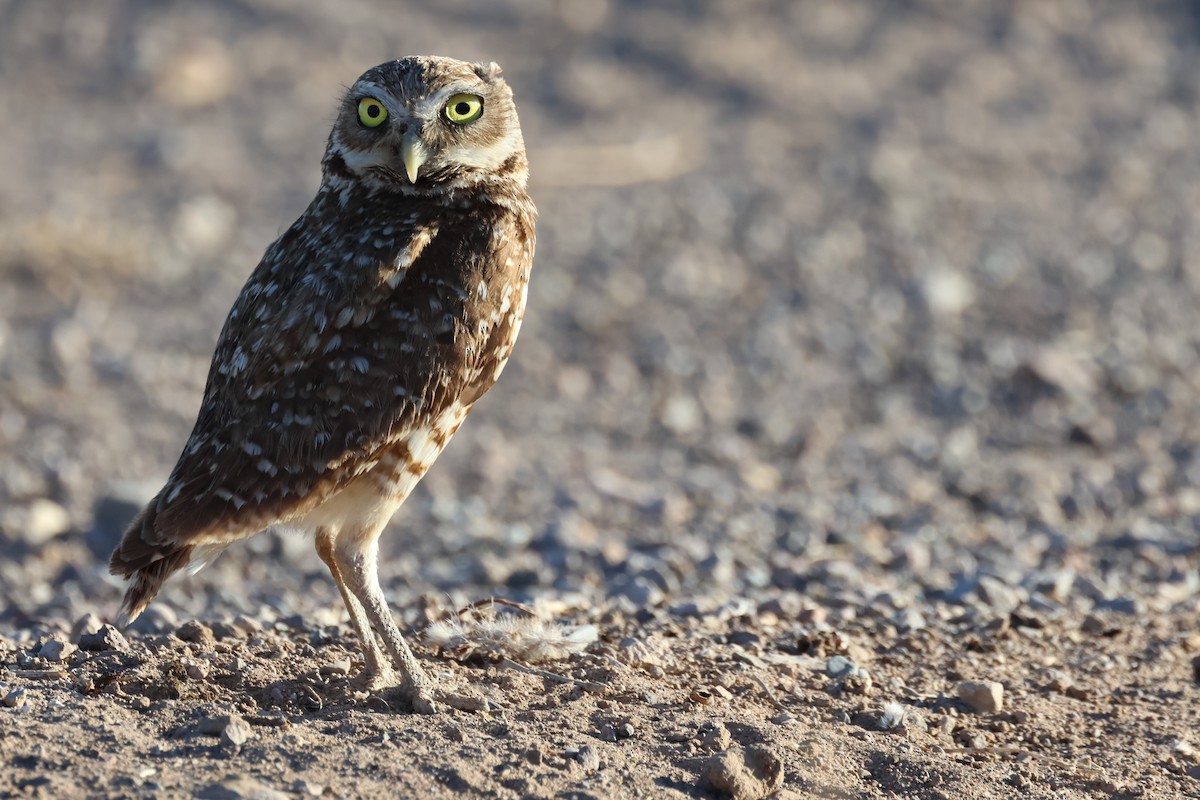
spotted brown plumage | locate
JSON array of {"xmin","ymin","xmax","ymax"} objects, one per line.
[{"xmin": 109, "ymin": 56, "xmax": 536, "ymax": 713}]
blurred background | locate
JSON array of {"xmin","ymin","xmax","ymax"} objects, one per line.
[{"xmin": 2, "ymin": 0, "xmax": 1200, "ymax": 628}]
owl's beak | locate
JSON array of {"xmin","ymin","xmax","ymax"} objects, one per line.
[{"xmin": 401, "ymin": 131, "xmax": 427, "ymax": 184}]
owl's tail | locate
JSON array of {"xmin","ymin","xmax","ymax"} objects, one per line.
[{"xmin": 108, "ymin": 496, "xmax": 193, "ymax": 627}]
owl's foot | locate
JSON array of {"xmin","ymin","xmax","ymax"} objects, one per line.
[
  {"xmin": 408, "ymin": 686, "xmax": 439, "ymax": 715},
  {"xmin": 350, "ymin": 663, "xmax": 395, "ymax": 692}
]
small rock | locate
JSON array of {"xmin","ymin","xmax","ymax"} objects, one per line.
[
  {"xmin": 728, "ymin": 630, "xmax": 761, "ymax": 649},
  {"xmin": 220, "ymin": 714, "xmax": 253, "ymax": 748},
  {"xmin": 320, "ymin": 659, "xmax": 352, "ymax": 677},
  {"xmin": 38, "ymin": 638, "xmax": 77, "ymax": 663},
  {"xmin": 209, "ymin": 621, "xmax": 241, "ymax": 640},
  {"xmin": 24, "ymin": 498, "xmax": 72, "ymax": 545},
  {"xmin": 976, "ymin": 576, "xmax": 1022, "ymax": 615},
  {"xmin": 893, "ymin": 608, "xmax": 926, "ymax": 632},
  {"xmin": 697, "ymin": 720, "xmax": 732, "ymax": 751},
  {"xmin": 3, "ymin": 687, "xmax": 27, "ymax": 708},
  {"xmin": 186, "ymin": 663, "xmax": 209, "ymax": 681},
  {"xmin": 290, "ymin": 780, "xmax": 325, "ymax": 797},
  {"xmin": 79, "ymin": 625, "xmax": 130, "ymax": 653},
  {"xmin": 175, "ymin": 620, "xmax": 215, "ymax": 646},
  {"xmin": 599, "ymin": 718, "xmax": 636, "ymax": 741},
  {"xmin": 825, "ymin": 656, "xmax": 858, "ymax": 678},
  {"xmin": 958, "ymin": 681, "xmax": 1004, "ymax": 713},
  {"xmin": 573, "ymin": 744, "xmax": 600, "ymax": 771},
  {"xmin": 70, "ymin": 612, "xmax": 104, "ymax": 643},
  {"xmin": 699, "ymin": 747, "xmax": 785, "ymax": 800},
  {"xmin": 611, "ymin": 575, "xmax": 664, "ymax": 607},
  {"xmin": 198, "ymin": 777, "xmax": 289, "ymax": 800},
  {"xmin": 1093, "ymin": 596, "xmax": 1142, "ymax": 616}
]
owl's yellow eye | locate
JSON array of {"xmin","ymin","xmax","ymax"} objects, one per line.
[
  {"xmin": 357, "ymin": 97, "xmax": 388, "ymax": 128},
  {"xmin": 444, "ymin": 93, "xmax": 483, "ymax": 124}
]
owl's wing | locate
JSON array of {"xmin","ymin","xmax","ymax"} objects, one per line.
[{"xmin": 112, "ymin": 202, "xmax": 468, "ymax": 575}]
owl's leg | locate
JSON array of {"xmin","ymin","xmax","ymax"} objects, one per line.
[
  {"xmin": 315, "ymin": 527, "xmax": 392, "ymax": 690},
  {"xmin": 335, "ymin": 533, "xmax": 437, "ymax": 715}
]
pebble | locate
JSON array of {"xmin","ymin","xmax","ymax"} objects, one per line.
[
  {"xmin": 290, "ymin": 780, "xmax": 325, "ymax": 797},
  {"xmin": 697, "ymin": 720, "xmax": 732, "ymax": 751},
  {"xmin": 958, "ymin": 681, "xmax": 1004, "ymax": 713},
  {"xmin": 70, "ymin": 612, "xmax": 104, "ymax": 643},
  {"xmin": 320, "ymin": 659, "xmax": 352, "ymax": 677},
  {"xmin": 197, "ymin": 777, "xmax": 289, "ymax": 800},
  {"xmin": 219, "ymin": 714, "xmax": 254, "ymax": 748},
  {"xmin": 175, "ymin": 620, "xmax": 215, "ymax": 646},
  {"xmin": 209, "ymin": 621, "xmax": 241, "ymax": 640},
  {"xmin": 610, "ymin": 575, "xmax": 664, "ymax": 607},
  {"xmin": 38, "ymin": 638, "xmax": 77, "ymax": 662},
  {"xmin": 599, "ymin": 718, "xmax": 636, "ymax": 741},
  {"xmin": 976, "ymin": 576, "xmax": 1022, "ymax": 615},
  {"xmin": 698, "ymin": 747, "xmax": 784, "ymax": 800},
  {"xmin": 23, "ymin": 498, "xmax": 72, "ymax": 545},
  {"xmin": 79, "ymin": 625, "xmax": 130, "ymax": 653},
  {"xmin": 3, "ymin": 687, "xmax": 28, "ymax": 708},
  {"xmin": 572, "ymin": 744, "xmax": 601, "ymax": 771}
]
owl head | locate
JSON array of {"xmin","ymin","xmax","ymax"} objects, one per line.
[{"xmin": 324, "ymin": 56, "xmax": 527, "ymax": 191}]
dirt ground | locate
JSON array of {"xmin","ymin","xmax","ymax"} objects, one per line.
[{"xmin": 4, "ymin": 1, "xmax": 1200, "ymax": 798}]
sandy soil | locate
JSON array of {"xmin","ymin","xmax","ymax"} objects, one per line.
[{"xmin": 3, "ymin": 1, "xmax": 1200, "ymax": 798}]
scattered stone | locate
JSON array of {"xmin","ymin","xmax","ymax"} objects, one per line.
[
  {"xmin": 958, "ymin": 681, "xmax": 1004, "ymax": 713},
  {"xmin": 38, "ymin": 638, "xmax": 77, "ymax": 662},
  {"xmin": 3, "ymin": 687, "xmax": 27, "ymax": 708},
  {"xmin": 571, "ymin": 744, "xmax": 600, "ymax": 771},
  {"xmin": 24, "ymin": 498, "xmax": 72, "ymax": 545},
  {"xmin": 599, "ymin": 718, "xmax": 636, "ymax": 741},
  {"xmin": 611, "ymin": 575, "xmax": 664, "ymax": 607},
  {"xmin": 209, "ymin": 621, "xmax": 241, "ymax": 640},
  {"xmin": 826, "ymin": 654, "xmax": 871, "ymax": 692},
  {"xmin": 198, "ymin": 777, "xmax": 289, "ymax": 800},
  {"xmin": 70, "ymin": 612, "xmax": 104, "ymax": 643},
  {"xmin": 320, "ymin": 659, "xmax": 352, "ymax": 677},
  {"xmin": 699, "ymin": 747, "xmax": 784, "ymax": 800},
  {"xmin": 826, "ymin": 656, "xmax": 858, "ymax": 678},
  {"xmin": 79, "ymin": 625, "xmax": 130, "ymax": 653},
  {"xmin": 220, "ymin": 714, "xmax": 253, "ymax": 748},
  {"xmin": 186, "ymin": 663, "xmax": 209, "ymax": 681},
  {"xmin": 290, "ymin": 780, "xmax": 325, "ymax": 798},
  {"xmin": 175, "ymin": 620, "xmax": 215, "ymax": 646},
  {"xmin": 728, "ymin": 630, "xmax": 761, "ymax": 648},
  {"xmin": 1093, "ymin": 597, "xmax": 1142, "ymax": 616},
  {"xmin": 697, "ymin": 720, "xmax": 732, "ymax": 751},
  {"xmin": 976, "ymin": 576, "xmax": 1022, "ymax": 615}
]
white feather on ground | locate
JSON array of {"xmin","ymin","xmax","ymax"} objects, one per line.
[{"xmin": 422, "ymin": 611, "xmax": 597, "ymax": 664}]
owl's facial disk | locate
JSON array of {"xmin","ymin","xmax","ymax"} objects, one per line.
[{"xmin": 328, "ymin": 57, "xmax": 525, "ymax": 189}]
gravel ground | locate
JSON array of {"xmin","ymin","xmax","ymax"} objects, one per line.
[{"xmin": 3, "ymin": 1, "xmax": 1200, "ymax": 797}]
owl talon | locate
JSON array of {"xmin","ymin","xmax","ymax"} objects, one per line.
[{"xmin": 409, "ymin": 688, "xmax": 439, "ymax": 715}]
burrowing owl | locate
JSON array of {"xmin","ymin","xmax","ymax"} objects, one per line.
[{"xmin": 109, "ymin": 56, "xmax": 536, "ymax": 713}]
